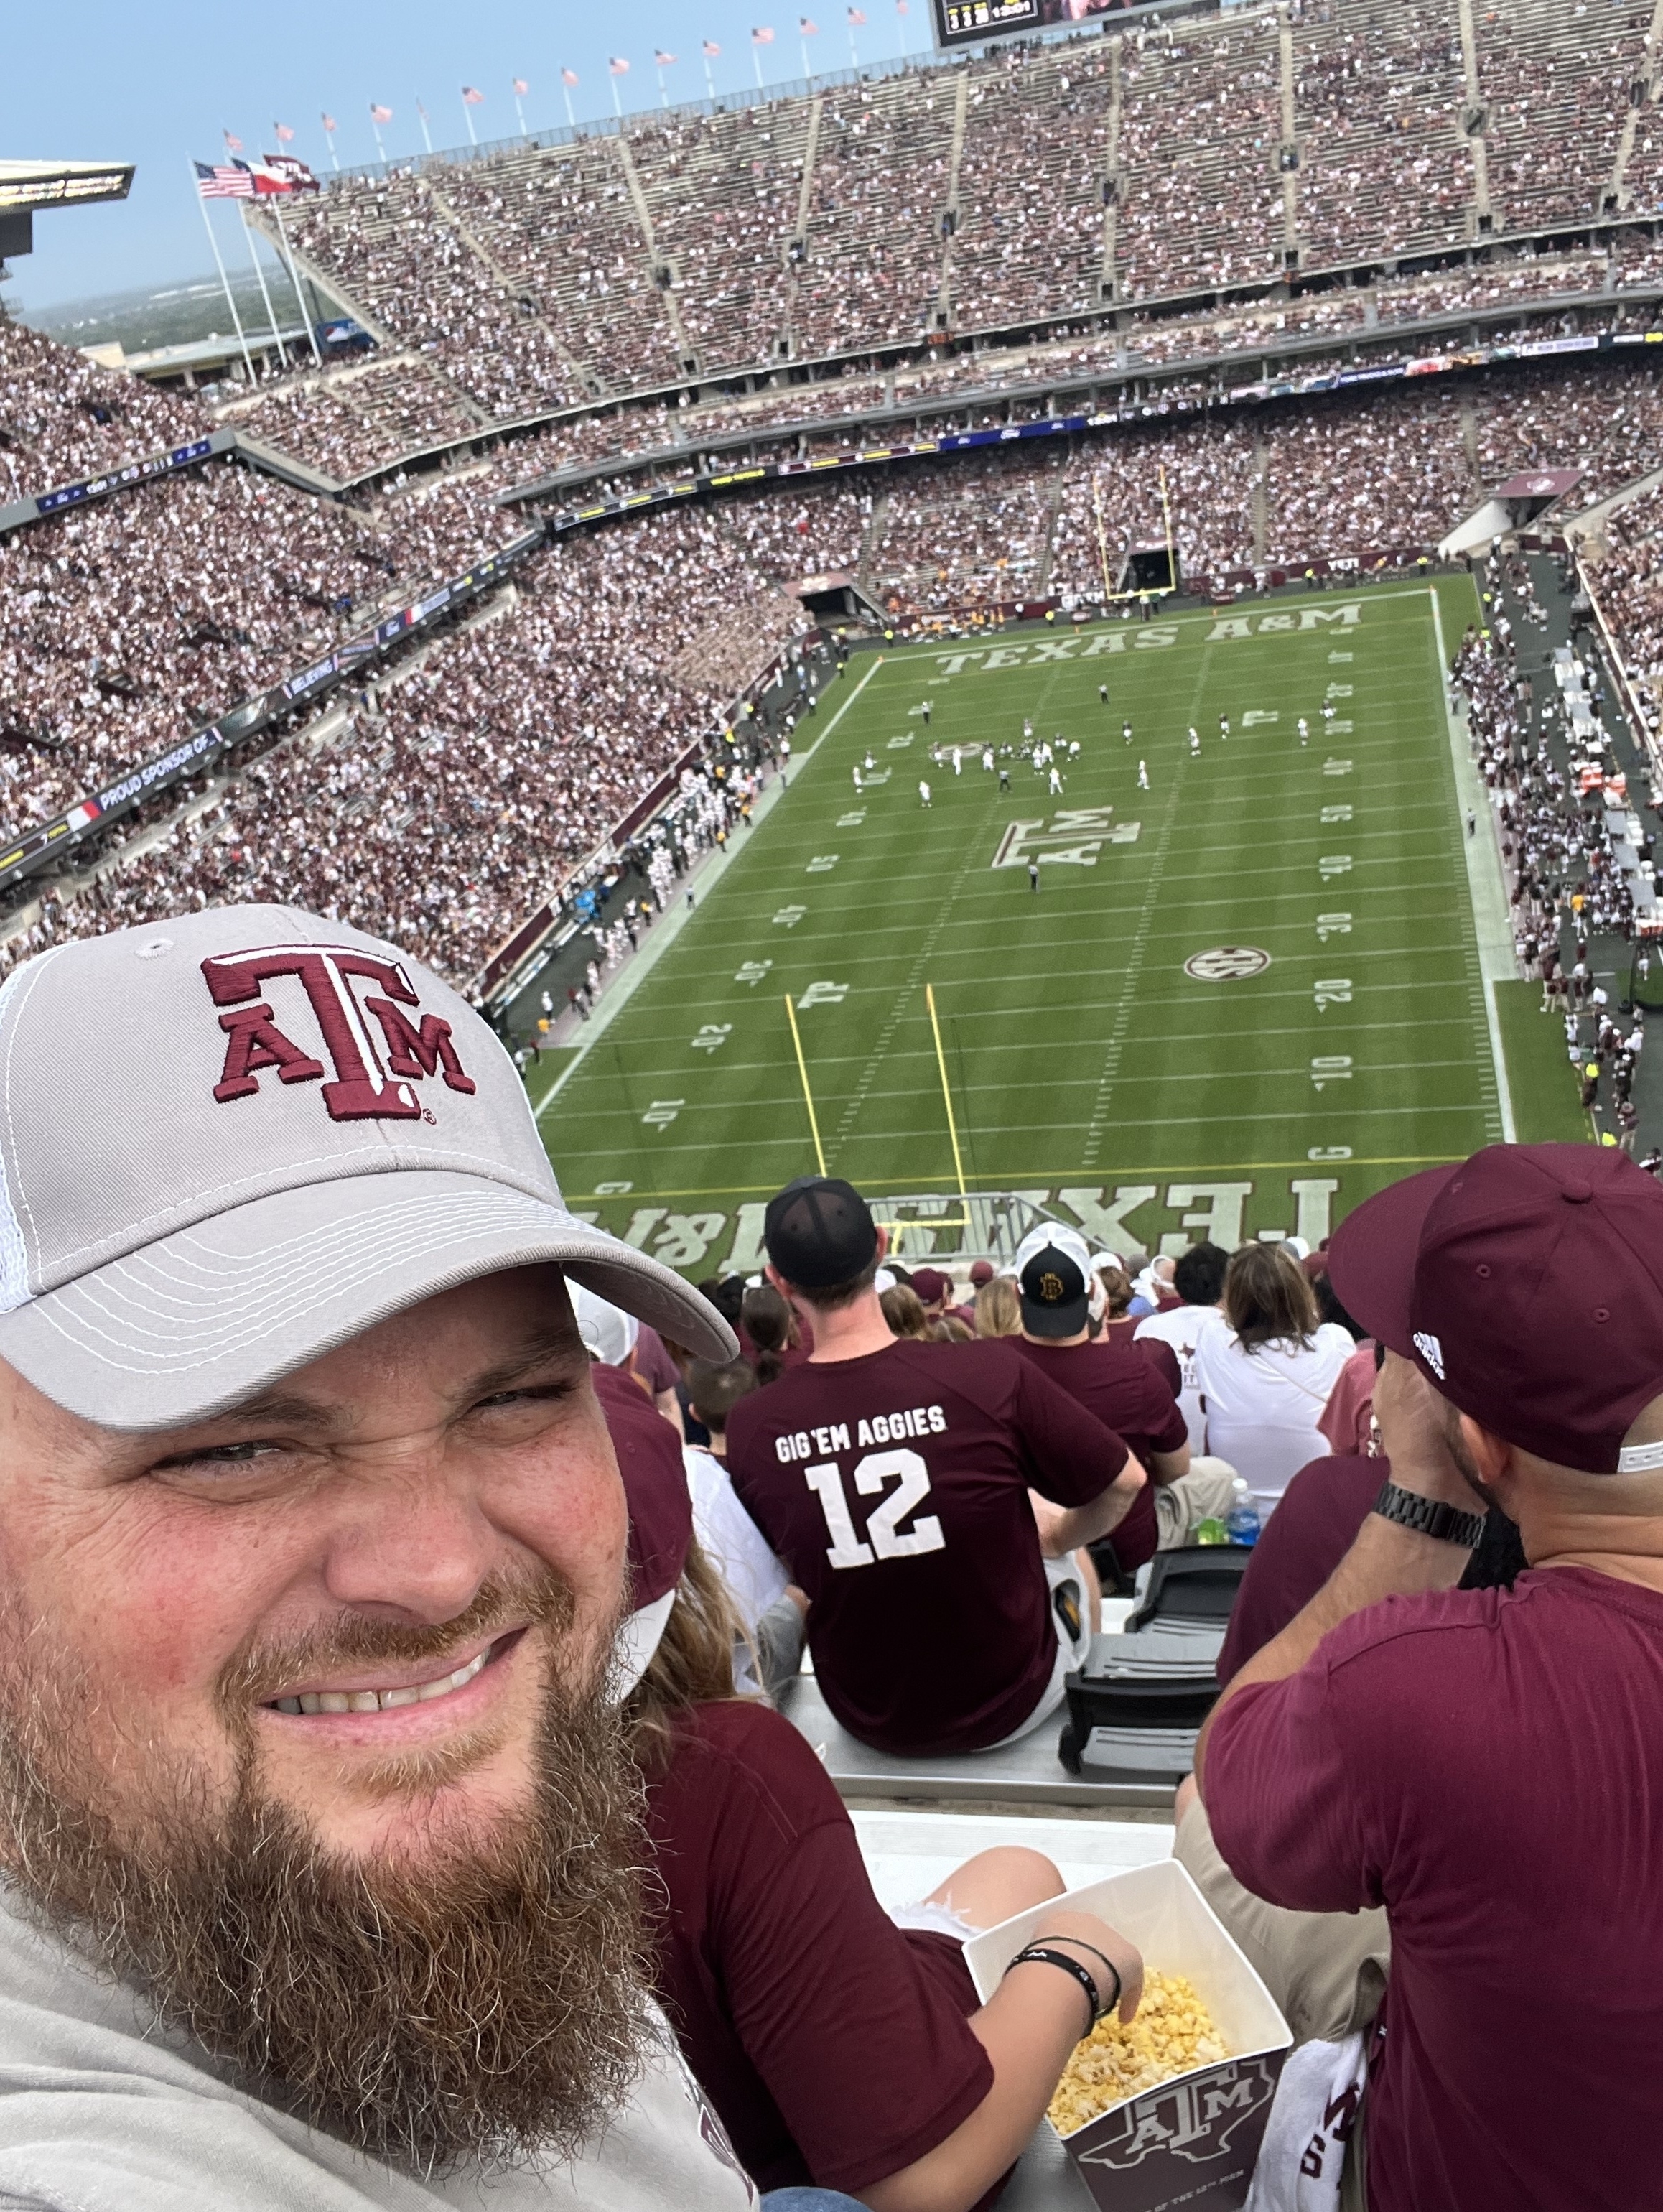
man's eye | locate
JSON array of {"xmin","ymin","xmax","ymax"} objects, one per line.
[
  {"xmin": 473, "ymin": 1385, "xmax": 565, "ymax": 1415},
  {"xmin": 154, "ymin": 1440, "xmax": 281, "ymax": 1472}
]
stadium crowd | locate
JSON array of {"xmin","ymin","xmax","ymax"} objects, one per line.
[
  {"xmin": 0, "ymin": 311, "xmax": 202, "ymax": 499},
  {"xmin": 0, "ymin": 456, "xmax": 523, "ymax": 840},
  {"xmin": 1, "ymin": 502, "xmax": 803, "ymax": 986}
]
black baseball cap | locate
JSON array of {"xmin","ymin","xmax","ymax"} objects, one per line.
[
  {"xmin": 764, "ymin": 1176, "xmax": 879, "ymax": 1289},
  {"xmin": 1020, "ymin": 1244, "xmax": 1091, "ymax": 1338}
]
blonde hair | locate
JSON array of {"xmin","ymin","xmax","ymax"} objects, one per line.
[
  {"xmin": 974, "ymin": 1277, "xmax": 1022, "ymax": 1337},
  {"xmin": 623, "ymin": 1537, "xmax": 746, "ymax": 1774},
  {"xmin": 880, "ymin": 1283, "xmax": 931, "ymax": 1339}
]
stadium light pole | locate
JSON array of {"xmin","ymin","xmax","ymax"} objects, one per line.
[
  {"xmin": 267, "ymin": 190, "xmax": 324, "ymax": 367},
  {"xmin": 186, "ymin": 159, "xmax": 256, "ymax": 384},
  {"xmin": 237, "ymin": 205, "xmax": 290, "ymax": 371}
]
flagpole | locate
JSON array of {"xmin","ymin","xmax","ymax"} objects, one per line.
[
  {"xmin": 370, "ymin": 111, "xmax": 388, "ymax": 164},
  {"xmin": 849, "ymin": 19, "xmax": 860, "ymax": 65},
  {"xmin": 895, "ymin": 0, "xmax": 907, "ymax": 56},
  {"xmin": 239, "ymin": 204, "xmax": 289, "ymax": 372},
  {"xmin": 269, "ymin": 192, "xmax": 323, "ymax": 367},
  {"xmin": 461, "ymin": 94, "xmax": 477, "ymax": 145},
  {"xmin": 188, "ymin": 161, "xmax": 256, "ymax": 384},
  {"xmin": 611, "ymin": 74, "xmax": 623, "ymax": 118},
  {"xmin": 416, "ymin": 103, "xmax": 433, "ymax": 153},
  {"xmin": 753, "ymin": 41, "xmax": 765, "ymax": 86},
  {"xmin": 513, "ymin": 85, "xmax": 528, "ymax": 137},
  {"xmin": 322, "ymin": 118, "xmax": 339, "ymax": 171},
  {"xmin": 704, "ymin": 51, "xmax": 717, "ymax": 98},
  {"xmin": 801, "ymin": 34, "xmax": 812, "ymax": 81}
]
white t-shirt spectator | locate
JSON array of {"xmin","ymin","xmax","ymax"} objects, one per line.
[
  {"xmin": 684, "ymin": 1445, "xmax": 789, "ymax": 1635},
  {"xmin": 1132, "ymin": 1302, "xmax": 1221, "ymax": 1454},
  {"xmin": 1191, "ymin": 1316, "xmax": 1355, "ymax": 1520}
]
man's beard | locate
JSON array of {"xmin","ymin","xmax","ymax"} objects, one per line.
[{"xmin": 0, "ymin": 1572, "xmax": 652, "ymax": 2176}]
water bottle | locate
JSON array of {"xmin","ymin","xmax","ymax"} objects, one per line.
[{"xmin": 1225, "ymin": 1479, "xmax": 1262, "ymax": 1549}]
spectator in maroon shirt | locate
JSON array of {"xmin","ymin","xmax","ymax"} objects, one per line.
[
  {"xmin": 615, "ymin": 1408, "xmax": 1146, "ymax": 2210},
  {"xmin": 1008, "ymin": 1242, "xmax": 1228, "ymax": 1571},
  {"xmin": 727, "ymin": 1178, "xmax": 1145, "ymax": 1757},
  {"xmin": 1184, "ymin": 1144, "xmax": 1663, "ymax": 2212}
]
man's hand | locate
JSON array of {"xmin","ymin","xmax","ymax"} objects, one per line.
[{"xmin": 1373, "ymin": 1351, "xmax": 1483, "ymax": 1509}]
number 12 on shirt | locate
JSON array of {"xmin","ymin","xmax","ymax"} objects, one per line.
[{"xmin": 804, "ymin": 1450, "xmax": 947, "ymax": 1568}]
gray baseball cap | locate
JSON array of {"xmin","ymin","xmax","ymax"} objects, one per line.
[{"xmin": 0, "ymin": 906, "xmax": 735, "ymax": 1430}]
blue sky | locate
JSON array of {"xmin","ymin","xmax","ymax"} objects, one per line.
[{"xmin": 4, "ymin": 0, "xmax": 934, "ymax": 312}]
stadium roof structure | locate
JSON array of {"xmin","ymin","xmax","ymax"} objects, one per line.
[{"xmin": 0, "ymin": 158, "xmax": 134, "ymax": 264}]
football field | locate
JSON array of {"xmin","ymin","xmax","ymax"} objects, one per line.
[{"xmin": 530, "ymin": 575, "xmax": 1558, "ymax": 1281}]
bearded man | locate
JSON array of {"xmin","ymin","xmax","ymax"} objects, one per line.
[{"xmin": 0, "ymin": 907, "xmax": 771, "ymax": 2209}]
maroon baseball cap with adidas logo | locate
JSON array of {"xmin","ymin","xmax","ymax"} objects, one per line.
[
  {"xmin": 1327, "ymin": 1143, "xmax": 1663, "ymax": 1475},
  {"xmin": 0, "ymin": 905, "xmax": 735, "ymax": 1431}
]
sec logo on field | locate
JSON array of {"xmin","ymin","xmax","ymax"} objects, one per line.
[{"xmin": 1184, "ymin": 946, "xmax": 1272, "ymax": 981}]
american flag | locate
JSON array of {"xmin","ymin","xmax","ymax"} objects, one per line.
[
  {"xmin": 562, "ymin": 66, "xmax": 579, "ymax": 85},
  {"xmin": 703, "ymin": 38, "xmax": 722, "ymax": 55},
  {"xmin": 848, "ymin": 6, "xmax": 867, "ymax": 21},
  {"xmin": 753, "ymin": 24, "xmax": 775, "ymax": 41},
  {"xmin": 462, "ymin": 85, "xmax": 484, "ymax": 103},
  {"xmin": 321, "ymin": 111, "xmax": 337, "ymax": 132},
  {"xmin": 801, "ymin": 14, "xmax": 819, "ymax": 29},
  {"xmin": 222, "ymin": 129, "xmax": 243, "ymax": 153},
  {"xmin": 195, "ymin": 160, "xmax": 254, "ymax": 200},
  {"xmin": 513, "ymin": 77, "xmax": 529, "ymax": 94},
  {"xmin": 370, "ymin": 103, "xmax": 393, "ymax": 122},
  {"xmin": 654, "ymin": 50, "xmax": 676, "ymax": 65},
  {"xmin": 608, "ymin": 55, "xmax": 630, "ymax": 73},
  {"xmin": 273, "ymin": 121, "xmax": 295, "ymax": 143}
]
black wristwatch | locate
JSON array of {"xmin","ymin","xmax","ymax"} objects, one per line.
[{"xmin": 1372, "ymin": 1479, "xmax": 1485, "ymax": 1550}]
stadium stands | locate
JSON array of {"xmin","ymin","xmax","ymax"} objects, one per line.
[{"xmin": 0, "ymin": 311, "xmax": 202, "ymax": 500}]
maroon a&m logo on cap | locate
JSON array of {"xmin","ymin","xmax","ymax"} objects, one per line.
[{"xmin": 200, "ymin": 944, "xmax": 476, "ymax": 1123}]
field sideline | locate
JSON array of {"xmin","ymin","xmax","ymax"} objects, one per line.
[{"xmin": 530, "ymin": 577, "xmax": 1560, "ymax": 1280}]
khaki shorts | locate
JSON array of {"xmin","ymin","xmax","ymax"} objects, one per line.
[{"xmin": 1175, "ymin": 1794, "xmax": 1389, "ymax": 2211}]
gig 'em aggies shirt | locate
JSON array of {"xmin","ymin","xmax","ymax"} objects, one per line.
[
  {"xmin": 1206, "ymin": 1566, "xmax": 1663, "ymax": 2212},
  {"xmin": 725, "ymin": 1338, "xmax": 1128, "ymax": 1754}
]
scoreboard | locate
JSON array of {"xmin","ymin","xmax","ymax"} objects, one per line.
[{"xmin": 931, "ymin": 0, "xmax": 1132, "ymax": 50}]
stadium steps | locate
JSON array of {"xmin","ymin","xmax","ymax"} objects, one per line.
[
  {"xmin": 419, "ymin": 172, "xmax": 602, "ymax": 405},
  {"xmin": 1609, "ymin": 0, "xmax": 1663, "ymax": 211},
  {"xmin": 935, "ymin": 71, "xmax": 971, "ymax": 331},
  {"xmin": 1456, "ymin": 0, "xmax": 1494, "ymax": 228},
  {"xmin": 612, "ymin": 134, "xmax": 695, "ymax": 371},
  {"xmin": 1033, "ymin": 479, "xmax": 1066, "ymax": 598},
  {"xmin": 1277, "ymin": 2, "xmax": 1300, "ymax": 261},
  {"xmin": 1097, "ymin": 39, "xmax": 1123, "ymax": 305}
]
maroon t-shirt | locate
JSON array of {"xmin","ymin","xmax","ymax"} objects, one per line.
[
  {"xmin": 1010, "ymin": 1335, "xmax": 1188, "ymax": 1572},
  {"xmin": 1206, "ymin": 1568, "xmax": 1663, "ymax": 2212},
  {"xmin": 1216, "ymin": 1454, "xmax": 1379, "ymax": 1683},
  {"xmin": 645, "ymin": 1699, "xmax": 992, "ymax": 2194},
  {"xmin": 725, "ymin": 1338, "xmax": 1128, "ymax": 1753},
  {"xmin": 633, "ymin": 1324, "xmax": 682, "ymax": 1396}
]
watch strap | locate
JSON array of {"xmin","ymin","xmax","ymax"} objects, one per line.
[{"xmin": 1372, "ymin": 1479, "xmax": 1485, "ymax": 1550}]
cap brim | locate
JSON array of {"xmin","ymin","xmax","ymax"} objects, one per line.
[
  {"xmin": 0, "ymin": 1170, "xmax": 736, "ymax": 1431},
  {"xmin": 1326, "ymin": 1166, "xmax": 1459, "ymax": 1358}
]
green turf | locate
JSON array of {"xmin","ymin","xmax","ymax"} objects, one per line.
[
  {"xmin": 1494, "ymin": 980, "xmax": 1595, "ymax": 1144},
  {"xmin": 534, "ymin": 583, "xmax": 1566, "ymax": 1278}
]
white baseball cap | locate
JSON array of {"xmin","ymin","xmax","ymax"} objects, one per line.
[{"xmin": 0, "ymin": 906, "xmax": 735, "ymax": 1429}]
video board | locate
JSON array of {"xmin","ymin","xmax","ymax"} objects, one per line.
[{"xmin": 931, "ymin": 0, "xmax": 1136, "ymax": 50}]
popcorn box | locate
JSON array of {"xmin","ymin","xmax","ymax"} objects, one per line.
[{"xmin": 964, "ymin": 1859, "xmax": 1292, "ymax": 2212}]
